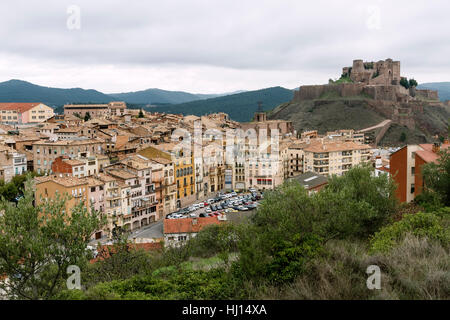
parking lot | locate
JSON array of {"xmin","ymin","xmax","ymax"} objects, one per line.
[{"xmin": 165, "ymin": 189, "xmax": 264, "ymax": 220}]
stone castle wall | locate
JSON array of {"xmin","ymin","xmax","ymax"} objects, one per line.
[
  {"xmin": 416, "ymin": 89, "xmax": 439, "ymax": 100},
  {"xmin": 293, "ymin": 83, "xmax": 365, "ymax": 101}
]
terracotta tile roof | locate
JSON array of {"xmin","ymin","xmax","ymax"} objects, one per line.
[
  {"xmin": 35, "ymin": 175, "xmax": 88, "ymax": 187},
  {"xmin": 90, "ymin": 242, "xmax": 162, "ymax": 263},
  {"xmin": 416, "ymin": 144, "xmax": 449, "ymax": 164},
  {"xmin": 416, "ymin": 150, "xmax": 438, "ymax": 163},
  {"xmin": 105, "ymin": 168, "xmax": 137, "ymax": 180},
  {"xmin": 304, "ymin": 141, "xmax": 369, "ymax": 153},
  {"xmin": 0, "ymin": 102, "xmax": 45, "ymax": 113},
  {"xmin": 164, "ymin": 216, "xmax": 221, "ymax": 234},
  {"xmin": 63, "ymin": 159, "xmax": 85, "ymax": 166}
]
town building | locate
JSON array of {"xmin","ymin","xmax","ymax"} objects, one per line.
[
  {"xmin": 390, "ymin": 142, "xmax": 449, "ymax": 203},
  {"xmin": 288, "ymin": 171, "xmax": 329, "ymax": 194},
  {"xmin": 303, "ymin": 140, "xmax": 371, "ymax": 176},
  {"xmin": 32, "ymin": 138, "xmax": 105, "ymax": 174},
  {"xmin": 0, "ymin": 103, "xmax": 54, "ymax": 124},
  {"xmin": 163, "ymin": 216, "xmax": 224, "ymax": 247}
]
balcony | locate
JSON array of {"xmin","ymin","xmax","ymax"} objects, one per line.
[
  {"xmin": 342, "ymin": 151, "xmax": 353, "ymax": 157},
  {"xmin": 313, "ymin": 161, "xmax": 329, "ymax": 166},
  {"xmin": 314, "ymin": 153, "xmax": 330, "ymax": 159}
]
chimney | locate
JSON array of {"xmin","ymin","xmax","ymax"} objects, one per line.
[{"xmin": 432, "ymin": 142, "xmax": 441, "ymax": 153}]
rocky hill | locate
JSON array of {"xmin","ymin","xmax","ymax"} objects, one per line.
[
  {"xmin": 268, "ymin": 95, "xmax": 450, "ymax": 146},
  {"xmin": 269, "ymin": 59, "xmax": 450, "ymax": 146}
]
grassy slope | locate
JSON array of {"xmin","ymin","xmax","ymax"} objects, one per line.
[
  {"xmin": 268, "ymin": 98, "xmax": 385, "ymax": 134},
  {"xmin": 269, "ymin": 96, "xmax": 449, "ymax": 146}
]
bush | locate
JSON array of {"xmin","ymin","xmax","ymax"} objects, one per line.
[
  {"xmin": 369, "ymin": 210, "xmax": 450, "ymax": 254},
  {"xmin": 252, "ymin": 235, "xmax": 449, "ymax": 300},
  {"xmin": 265, "ymin": 233, "xmax": 323, "ymax": 284},
  {"xmin": 79, "ymin": 267, "xmax": 240, "ymax": 300}
]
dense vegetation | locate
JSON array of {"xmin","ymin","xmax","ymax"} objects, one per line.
[
  {"xmin": 0, "ymin": 80, "xmax": 112, "ymax": 107},
  {"xmin": 7, "ymin": 161, "xmax": 441, "ymax": 300}
]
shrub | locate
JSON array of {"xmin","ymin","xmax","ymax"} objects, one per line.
[
  {"xmin": 369, "ymin": 210, "xmax": 450, "ymax": 254},
  {"xmin": 265, "ymin": 233, "xmax": 323, "ymax": 284}
]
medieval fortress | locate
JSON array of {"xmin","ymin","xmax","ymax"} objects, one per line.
[{"xmin": 293, "ymin": 58, "xmax": 445, "ymax": 130}]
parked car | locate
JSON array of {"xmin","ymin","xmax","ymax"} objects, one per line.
[
  {"xmin": 205, "ymin": 207, "xmax": 212, "ymax": 213},
  {"xmin": 199, "ymin": 203, "xmax": 205, "ymax": 208},
  {"xmin": 237, "ymin": 205, "xmax": 249, "ymax": 211}
]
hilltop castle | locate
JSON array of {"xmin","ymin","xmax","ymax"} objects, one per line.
[{"xmin": 292, "ymin": 58, "xmax": 443, "ymax": 130}]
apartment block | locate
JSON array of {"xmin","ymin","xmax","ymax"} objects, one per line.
[
  {"xmin": 32, "ymin": 138, "xmax": 105, "ymax": 174},
  {"xmin": 0, "ymin": 103, "xmax": 54, "ymax": 124},
  {"xmin": 303, "ymin": 140, "xmax": 371, "ymax": 176}
]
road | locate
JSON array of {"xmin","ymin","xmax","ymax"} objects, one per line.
[
  {"xmin": 358, "ymin": 119, "xmax": 392, "ymax": 133},
  {"xmin": 129, "ymin": 220, "xmax": 164, "ymax": 240}
]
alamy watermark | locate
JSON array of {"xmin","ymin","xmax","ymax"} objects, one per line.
[
  {"xmin": 66, "ymin": 265, "xmax": 81, "ymax": 290},
  {"xmin": 67, "ymin": 5, "xmax": 81, "ymax": 30},
  {"xmin": 366, "ymin": 265, "xmax": 381, "ymax": 290}
]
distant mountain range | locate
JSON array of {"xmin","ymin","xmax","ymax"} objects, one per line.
[
  {"xmin": 0, "ymin": 80, "xmax": 112, "ymax": 107},
  {"xmin": 417, "ymin": 82, "xmax": 450, "ymax": 101},
  {"xmin": 1, "ymin": 79, "xmax": 448, "ymax": 124},
  {"xmin": 109, "ymin": 89, "xmax": 246, "ymax": 104},
  {"xmin": 142, "ymin": 87, "xmax": 295, "ymax": 122},
  {"xmin": 0, "ymin": 79, "xmax": 247, "ymax": 107},
  {"xmin": 0, "ymin": 79, "xmax": 292, "ymax": 122}
]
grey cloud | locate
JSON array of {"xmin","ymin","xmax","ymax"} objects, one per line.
[{"xmin": 0, "ymin": 0, "xmax": 448, "ymax": 91}]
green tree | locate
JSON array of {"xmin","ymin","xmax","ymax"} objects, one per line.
[
  {"xmin": 320, "ymin": 165, "xmax": 398, "ymax": 238},
  {"xmin": 400, "ymin": 78, "xmax": 410, "ymax": 89},
  {"xmin": 422, "ymin": 148, "xmax": 450, "ymax": 206},
  {"xmin": 409, "ymin": 78, "xmax": 418, "ymax": 87},
  {"xmin": 138, "ymin": 109, "xmax": 145, "ymax": 118},
  {"xmin": 84, "ymin": 112, "xmax": 91, "ymax": 122},
  {"xmin": 0, "ymin": 177, "xmax": 105, "ymax": 299},
  {"xmin": 400, "ymin": 132, "xmax": 407, "ymax": 142},
  {"xmin": 83, "ymin": 230, "xmax": 158, "ymax": 288}
]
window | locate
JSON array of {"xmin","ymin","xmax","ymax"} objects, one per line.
[
  {"xmin": 411, "ymin": 167, "xmax": 415, "ymax": 175},
  {"xmin": 411, "ymin": 184, "xmax": 415, "ymax": 194}
]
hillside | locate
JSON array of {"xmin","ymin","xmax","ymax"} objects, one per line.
[
  {"xmin": 269, "ymin": 96, "xmax": 450, "ymax": 146},
  {"xmin": 145, "ymin": 87, "xmax": 294, "ymax": 122},
  {"xmin": 418, "ymin": 82, "xmax": 450, "ymax": 101},
  {"xmin": 0, "ymin": 80, "xmax": 113, "ymax": 107},
  {"xmin": 110, "ymin": 88, "xmax": 218, "ymax": 104},
  {"xmin": 269, "ymin": 97, "xmax": 386, "ymax": 133},
  {"xmin": 0, "ymin": 79, "xmax": 246, "ymax": 109}
]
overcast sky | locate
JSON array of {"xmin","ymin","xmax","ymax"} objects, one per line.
[{"xmin": 0, "ymin": 0, "xmax": 448, "ymax": 93}]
